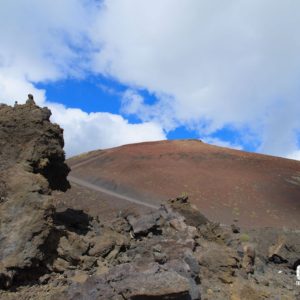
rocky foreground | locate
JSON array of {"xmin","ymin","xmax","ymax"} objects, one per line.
[{"xmin": 0, "ymin": 98, "xmax": 299, "ymax": 299}]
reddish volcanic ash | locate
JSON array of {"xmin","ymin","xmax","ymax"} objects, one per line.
[{"xmin": 67, "ymin": 140, "xmax": 300, "ymax": 228}]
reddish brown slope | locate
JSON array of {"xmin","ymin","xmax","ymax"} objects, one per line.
[{"xmin": 67, "ymin": 140, "xmax": 300, "ymax": 228}]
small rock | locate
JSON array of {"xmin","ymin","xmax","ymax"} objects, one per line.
[
  {"xmin": 88, "ymin": 230, "xmax": 127, "ymax": 258},
  {"xmin": 57, "ymin": 233, "xmax": 89, "ymax": 263},
  {"xmin": 152, "ymin": 244, "xmax": 162, "ymax": 253},
  {"xmin": 39, "ymin": 274, "xmax": 51, "ymax": 284},
  {"xmin": 231, "ymin": 224, "xmax": 240, "ymax": 233},
  {"xmin": 52, "ymin": 258, "xmax": 70, "ymax": 273},
  {"xmin": 153, "ymin": 251, "xmax": 168, "ymax": 264},
  {"xmin": 80, "ymin": 256, "xmax": 97, "ymax": 270},
  {"xmin": 26, "ymin": 94, "xmax": 36, "ymax": 105},
  {"xmin": 117, "ymin": 253, "xmax": 131, "ymax": 264},
  {"xmin": 169, "ymin": 218, "xmax": 187, "ymax": 232},
  {"xmin": 266, "ymin": 235, "xmax": 300, "ymax": 267},
  {"xmin": 183, "ymin": 250, "xmax": 200, "ymax": 278},
  {"xmin": 187, "ymin": 225, "xmax": 198, "ymax": 239},
  {"xmin": 70, "ymin": 270, "xmax": 89, "ymax": 284},
  {"xmin": 95, "ymin": 260, "xmax": 109, "ymax": 276},
  {"xmin": 219, "ymin": 272, "xmax": 234, "ymax": 284},
  {"xmin": 106, "ymin": 245, "xmax": 121, "ymax": 262},
  {"xmin": 242, "ymin": 244, "xmax": 256, "ymax": 274},
  {"xmin": 127, "ymin": 212, "xmax": 161, "ymax": 236},
  {"xmin": 269, "ymin": 254, "xmax": 287, "ymax": 264},
  {"xmin": 185, "ymin": 238, "xmax": 196, "ymax": 250}
]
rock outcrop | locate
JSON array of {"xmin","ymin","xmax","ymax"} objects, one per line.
[
  {"xmin": 0, "ymin": 96, "xmax": 70, "ymax": 288},
  {"xmin": 0, "ymin": 98, "xmax": 299, "ymax": 299},
  {"xmin": 0, "ymin": 95, "xmax": 70, "ymax": 190}
]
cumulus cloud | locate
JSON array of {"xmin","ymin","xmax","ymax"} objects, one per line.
[
  {"xmin": 0, "ymin": 0, "xmax": 95, "ymax": 82},
  {"xmin": 1, "ymin": 0, "xmax": 300, "ymax": 159},
  {"xmin": 49, "ymin": 103, "xmax": 165, "ymax": 157},
  {"xmin": 91, "ymin": 0, "xmax": 300, "ymax": 158},
  {"xmin": 121, "ymin": 89, "xmax": 177, "ymax": 131},
  {"xmin": 0, "ymin": 75, "xmax": 46, "ymax": 106}
]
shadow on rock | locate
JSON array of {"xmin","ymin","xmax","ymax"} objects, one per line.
[{"xmin": 53, "ymin": 209, "xmax": 92, "ymax": 235}]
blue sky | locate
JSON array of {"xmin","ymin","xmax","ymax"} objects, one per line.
[
  {"xmin": 1, "ymin": 0, "xmax": 300, "ymax": 159},
  {"xmin": 36, "ymin": 76, "xmax": 124, "ymax": 115},
  {"xmin": 37, "ymin": 76, "xmax": 200, "ymax": 138}
]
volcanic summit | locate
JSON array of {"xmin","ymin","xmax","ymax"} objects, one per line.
[{"xmin": 66, "ymin": 139, "xmax": 300, "ymax": 228}]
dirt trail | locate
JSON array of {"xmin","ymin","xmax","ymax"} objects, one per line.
[{"xmin": 68, "ymin": 175, "xmax": 159, "ymax": 210}]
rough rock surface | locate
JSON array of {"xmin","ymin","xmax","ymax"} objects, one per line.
[
  {"xmin": 0, "ymin": 96, "xmax": 70, "ymax": 288},
  {"xmin": 0, "ymin": 95, "xmax": 70, "ymax": 190},
  {"xmin": 0, "ymin": 99, "xmax": 299, "ymax": 299}
]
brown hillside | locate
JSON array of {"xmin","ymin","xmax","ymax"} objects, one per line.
[{"xmin": 67, "ymin": 140, "xmax": 300, "ymax": 228}]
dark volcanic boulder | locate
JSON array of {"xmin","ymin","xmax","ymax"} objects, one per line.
[
  {"xmin": 0, "ymin": 96, "xmax": 70, "ymax": 288},
  {"xmin": 167, "ymin": 196, "xmax": 209, "ymax": 228}
]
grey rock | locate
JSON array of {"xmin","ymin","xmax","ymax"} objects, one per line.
[
  {"xmin": 127, "ymin": 212, "xmax": 161, "ymax": 236},
  {"xmin": 115, "ymin": 271, "xmax": 194, "ymax": 300}
]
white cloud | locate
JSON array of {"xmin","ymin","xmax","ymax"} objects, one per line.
[
  {"xmin": 1, "ymin": 0, "xmax": 300, "ymax": 159},
  {"xmin": 91, "ymin": 0, "xmax": 300, "ymax": 157},
  {"xmin": 121, "ymin": 89, "xmax": 177, "ymax": 131},
  {"xmin": 0, "ymin": 0, "xmax": 95, "ymax": 82},
  {"xmin": 0, "ymin": 75, "xmax": 46, "ymax": 106},
  {"xmin": 49, "ymin": 103, "xmax": 166, "ymax": 157},
  {"xmin": 287, "ymin": 150, "xmax": 300, "ymax": 161}
]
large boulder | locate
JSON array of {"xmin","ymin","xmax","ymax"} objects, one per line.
[{"xmin": 61, "ymin": 264, "xmax": 196, "ymax": 300}]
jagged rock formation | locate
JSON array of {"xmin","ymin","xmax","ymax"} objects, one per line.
[
  {"xmin": 0, "ymin": 96, "xmax": 70, "ymax": 288},
  {"xmin": 0, "ymin": 95, "xmax": 70, "ymax": 190},
  {"xmin": 0, "ymin": 99, "xmax": 299, "ymax": 299}
]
